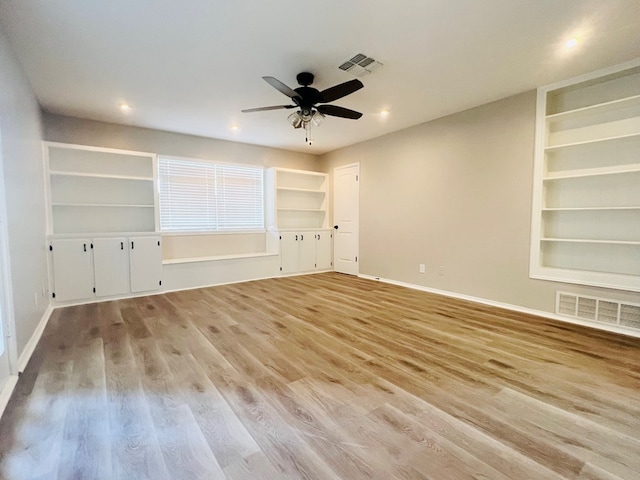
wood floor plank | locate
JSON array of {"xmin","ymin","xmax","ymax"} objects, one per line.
[{"xmin": 1, "ymin": 272, "xmax": 639, "ymax": 479}]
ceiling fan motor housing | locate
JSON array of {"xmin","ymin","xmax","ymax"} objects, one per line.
[{"xmin": 296, "ymin": 72, "xmax": 315, "ymax": 86}]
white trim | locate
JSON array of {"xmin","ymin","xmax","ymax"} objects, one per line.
[
  {"xmin": 43, "ymin": 140, "xmax": 155, "ymax": 157},
  {"xmin": 0, "ymin": 129, "xmax": 18, "ymax": 376},
  {"xmin": 0, "ymin": 374, "xmax": 19, "ymax": 419},
  {"xmin": 17, "ymin": 305, "xmax": 54, "ymax": 373},
  {"xmin": 1, "ymin": 305, "xmax": 54, "ymax": 420},
  {"xmin": 358, "ymin": 274, "xmax": 640, "ymax": 339},
  {"xmin": 163, "ymin": 251, "xmax": 278, "ymax": 265}
]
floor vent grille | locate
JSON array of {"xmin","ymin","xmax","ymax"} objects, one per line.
[{"xmin": 556, "ymin": 292, "xmax": 640, "ymax": 330}]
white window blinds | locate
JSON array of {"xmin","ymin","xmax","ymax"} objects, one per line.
[{"xmin": 158, "ymin": 157, "xmax": 264, "ymax": 232}]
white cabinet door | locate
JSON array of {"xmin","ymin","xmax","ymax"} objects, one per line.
[
  {"xmin": 298, "ymin": 232, "xmax": 316, "ymax": 272},
  {"xmin": 280, "ymin": 232, "xmax": 299, "ymax": 274},
  {"xmin": 315, "ymin": 231, "xmax": 332, "ymax": 270},
  {"xmin": 51, "ymin": 239, "xmax": 94, "ymax": 302},
  {"xmin": 129, "ymin": 236, "xmax": 162, "ymax": 293},
  {"xmin": 93, "ymin": 237, "xmax": 129, "ymax": 297}
]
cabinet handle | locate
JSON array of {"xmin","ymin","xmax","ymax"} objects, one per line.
[
  {"xmin": 131, "ymin": 241, "xmax": 134, "ymax": 249},
  {"xmin": 317, "ymin": 234, "xmax": 320, "ymax": 240},
  {"xmin": 301, "ymin": 234, "xmax": 304, "ymax": 241},
  {"xmin": 295, "ymin": 235, "xmax": 298, "ymax": 241},
  {"xmin": 121, "ymin": 242, "xmax": 124, "ymax": 250},
  {"xmin": 83, "ymin": 243, "xmax": 86, "ymax": 252}
]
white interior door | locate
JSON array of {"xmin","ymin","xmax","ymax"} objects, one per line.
[{"xmin": 333, "ymin": 163, "xmax": 359, "ymax": 275}]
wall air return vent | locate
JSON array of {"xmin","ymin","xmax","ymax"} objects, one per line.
[
  {"xmin": 556, "ymin": 291, "xmax": 640, "ymax": 331},
  {"xmin": 339, "ymin": 53, "xmax": 383, "ymax": 77}
]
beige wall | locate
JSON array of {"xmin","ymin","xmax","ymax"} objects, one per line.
[
  {"xmin": 43, "ymin": 113, "xmax": 319, "ymax": 171},
  {"xmin": 321, "ymin": 91, "xmax": 640, "ymax": 314},
  {"xmin": 0, "ymin": 28, "xmax": 49, "ymax": 359}
]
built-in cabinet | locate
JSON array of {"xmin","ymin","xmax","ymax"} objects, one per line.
[
  {"xmin": 279, "ymin": 230, "xmax": 332, "ymax": 274},
  {"xmin": 50, "ymin": 236, "xmax": 162, "ymax": 302},
  {"xmin": 530, "ymin": 60, "xmax": 640, "ymax": 292},
  {"xmin": 44, "ymin": 143, "xmax": 163, "ymax": 302},
  {"xmin": 266, "ymin": 168, "xmax": 333, "ymax": 274}
]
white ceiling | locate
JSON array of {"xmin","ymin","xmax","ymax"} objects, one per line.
[{"xmin": 1, "ymin": 0, "xmax": 639, "ymax": 155}]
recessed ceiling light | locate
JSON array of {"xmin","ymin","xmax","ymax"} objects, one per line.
[
  {"xmin": 230, "ymin": 124, "xmax": 239, "ymax": 131},
  {"xmin": 119, "ymin": 103, "xmax": 131, "ymax": 112},
  {"xmin": 565, "ymin": 37, "xmax": 579, "ymax": 49},
  {"xmin": 380, "ymin": 109, "xmax": 390, "ymax": 118}
]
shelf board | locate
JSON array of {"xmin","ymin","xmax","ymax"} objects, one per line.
[
  {"xmin": 546, "ymin": 94, "xmax": 640, "ymax": 121},
  {"xmin": 541, "ymin": 238, "xmax": 640, "ymax": 246},
  {"xmin": 50, "ymin": 170, "xmax": 154, "ymax": 181},
  {"xmin": 544, "ymin": 132, "xmax": 640, "ymax": 151},
  {"xmin": 277, "ymin": 187, "xmax": 326, "ymax": 194},
  {"xmin": 52, "ymin": 203, "xmax": 155, "ymax": 208},
  {"xmin": 277, "ymin": 208, "xmax": 325, "ymax": 213},
  {"xmin": 544, "ymin": 163, "xmax": 640, "ymax": 180},
  {"xmin": 542, "ymin": 206, "xmax": 640, "ymax": 211}
]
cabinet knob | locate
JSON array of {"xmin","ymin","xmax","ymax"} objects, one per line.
[{"xmin": 334, "ymin": 225, "xmax": 339, "ymax": 230}]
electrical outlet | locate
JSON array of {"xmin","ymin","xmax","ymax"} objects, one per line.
[
  {"xmin": 438, "ymin": 266, "xmax": 445, "ymax": 276},
  {"xmin": 419, "ymin": 264, "xmax": 425, "ymax": 274}
]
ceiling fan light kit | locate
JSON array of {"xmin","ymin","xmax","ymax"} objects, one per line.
[{"xmin": 242, "ymin": 71, "xmax": 364, "ymax": 145}]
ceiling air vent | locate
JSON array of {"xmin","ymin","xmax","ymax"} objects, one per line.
[{"xmin": 339, "ymin": 53, "xmax": 383, "ymax": 77}]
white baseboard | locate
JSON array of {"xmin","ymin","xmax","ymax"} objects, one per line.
[
  {"xmin": 1, "ymin": 305, "xmax": 54, "ymax": 421},
  {"xmin": 17, "ymin": 304, "xmax": 54, "ymax": 373},
  {"xmin": 0, "ymin": 374, "xmax": 19, "ymax": 419},
  {"xmin": 358, "ymin": 274, "xmax": 640, "ymax": 339}
]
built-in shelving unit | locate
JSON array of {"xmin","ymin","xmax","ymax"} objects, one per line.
[
  {"xmin": 266, "ymin": 168, "xmax": 328, "ymax": 230},
  {"xmin": 530, "ymin": 60, "xmax": 640, "ymax": 292},
  {"xmin": 45, "ymin": 143, "xmax": 158, "ymax": 234}
]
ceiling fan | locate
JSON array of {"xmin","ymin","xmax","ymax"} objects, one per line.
[{"xmin": 242, "ymin": 72, "xmax": 364, "ymax": 144}]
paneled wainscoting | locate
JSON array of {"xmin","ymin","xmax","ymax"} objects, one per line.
[{"xmin": 1, "ymin": 273, "xmax": 639, "ymax": 479}]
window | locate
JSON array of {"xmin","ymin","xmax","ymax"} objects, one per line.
[{"xmin": 158, "ymin": 157, "xmax": 264, "ymax": 232}]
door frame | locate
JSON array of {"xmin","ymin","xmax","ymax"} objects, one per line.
[
  {"xmin": 0, "ymin": 128, "xmax": 18, "ymax": 381},
  {"xmin": 332, "ymin": 162, "xmax": 360, "ymax": 275}
]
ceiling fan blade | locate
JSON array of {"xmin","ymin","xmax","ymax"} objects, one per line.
[
  {"xmin": 241, "ymin": 105, "xmax": 296, "ymax": 113},
  {"xmin": 317, "ymin": 104, "xmax": 363, "ymax": 119},
  {"xmin": 317, "ymin": 79, "xmax": 364, "ymax": 103},
  {"xmin": 263, "ymin": 76, "xmax": 302, "ymax": 100}
]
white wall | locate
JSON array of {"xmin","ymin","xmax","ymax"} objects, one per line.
[
  {"xmin": 321, "ymin": 91, "xmax": 640, "ymax": 316},
  {"xmin": 0, "ymin": 28, "xmax": 48, "ymax": 359}
]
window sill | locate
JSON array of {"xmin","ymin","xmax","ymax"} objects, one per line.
[{"xmin": 163, "ymin": 252, "xmax": 278, "ymax": 265}]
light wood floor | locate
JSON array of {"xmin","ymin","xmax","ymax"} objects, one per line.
[{"xmin": 1, "ymin": 273, "xmax": 639, "ymax": 479}]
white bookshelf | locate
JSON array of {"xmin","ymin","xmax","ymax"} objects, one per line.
[
  {"xmin": 530, "ymin": 60, "xmax": 640, "ymax": 292},
  {"xmin": 266, "ymin": 168, "xmax": 328, "ymax": 230},
  {"xmin": 45, "ymin": 143, "xmax": 158, "ymax": 234}
]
